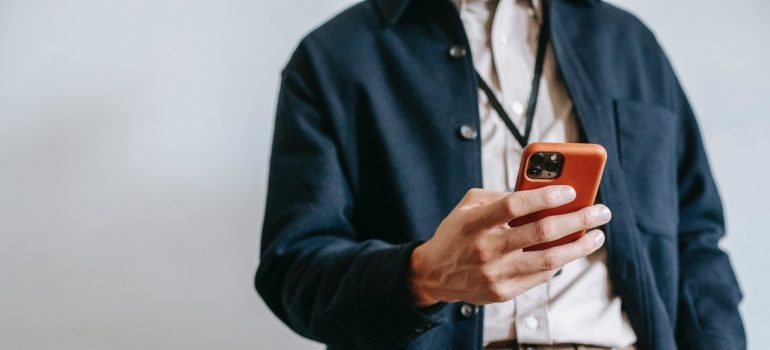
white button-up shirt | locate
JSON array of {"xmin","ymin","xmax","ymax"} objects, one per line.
[{"xmin": 451, "ymin": 0, "xmax": 638, "ymax": 347}]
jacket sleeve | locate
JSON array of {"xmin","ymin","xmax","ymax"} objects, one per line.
[
  {"xmin": 668, "ymin": 63, "xmax": 746, "ymax": 349},
  {"xmin": 255, "ymin": 42, "xmax": 446, "ymax": 349}
]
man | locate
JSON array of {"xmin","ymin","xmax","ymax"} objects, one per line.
[{"xmin": 255, "ymin": 0, "xmax": 745, "ymax": 349}]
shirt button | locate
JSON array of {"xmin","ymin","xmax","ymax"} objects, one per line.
[
  {"xmin": 459, "ymin": 124, "xmax": 478, "ymax": 140},
  {"xmin": 511, "ymin": 101, "xmax": 525, "ymax": 115},
  {"xmin": 448, "ymin": 45, "xmax": 467, "ymax": 59},
  {"xmin": 459, "ymin": 303, "xmax": 476, "ymax": 318},
  {"xmin": 524, "ymin": 316, "xmax": 539, "ymax": 330}
]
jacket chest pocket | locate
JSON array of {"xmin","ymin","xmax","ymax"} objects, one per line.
[{"xmin": 613, "ymin": 99, "xmax": 678, "ymax": 238}]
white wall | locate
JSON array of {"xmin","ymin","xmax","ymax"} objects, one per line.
[{"xmin": 0, "ymin": 0, "xmax": 766, "ymax": 349}]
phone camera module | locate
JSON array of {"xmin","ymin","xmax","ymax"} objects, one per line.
[{"xmin": 527, "ymin": 152, "xmax": 563, "ymax": 179}]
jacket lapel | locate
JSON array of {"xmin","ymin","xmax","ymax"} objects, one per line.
[{"xmin": 548, "ymin": 0, "xmax": 652, "ymax": 347}]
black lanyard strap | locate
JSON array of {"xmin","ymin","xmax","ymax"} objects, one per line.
[{"xmin": 474, "ymin": 0, "xmax": 550, "ymax": 149}]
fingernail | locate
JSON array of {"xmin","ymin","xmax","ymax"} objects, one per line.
[
  {"xmin": 595, "ymin": 205, "xmax": 611, "ymax": 222},
  {"xmin": 558, "ymin": 186, "xmax": 576, "ymax": 201},
  {"xmin": 593, "ymin": 231, "xmax": 605, "ymax": 246}
]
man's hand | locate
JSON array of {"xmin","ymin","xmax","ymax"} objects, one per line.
[{"xmin": 409, "ymin": 186, "xmax": 610, "ymax": 306}]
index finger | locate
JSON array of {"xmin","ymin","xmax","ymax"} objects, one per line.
[
  {"xmin": 474, "ymin": 185, "xmax": 576, "ymax": 228},
  {"xmin": 456, "ymin": 188, "xmax": 509, "ymax": 210}
]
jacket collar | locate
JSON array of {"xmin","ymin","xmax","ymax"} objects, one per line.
[
  {"xmin": 370, "ymin": 0, "xmax": 600, "ymax": 25},
  {"xmin": 370, "ymin": 0, "xmax": 414, "ymax": 25}
]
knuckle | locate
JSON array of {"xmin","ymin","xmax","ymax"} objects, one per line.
[
  {"xmin": 541, "ymin": 188, "xmax": 556, "ymax": 207},
  {"xmin": 471, "ymin": 240, "xmax": 494, "ymax": 264},
  {"xmin": 478, "ymin": 265, "xmax": 496, "ymax": 284},
  {"xmin": 503, "ymin": 195, "xmax": 523, "ymax": 217},
  {"xmin": 461, "ymin": 188, "xmax": 479, "ymax": 202},
  {"xmin": 534, "ymin": 219, "xmax": 553, "ymax": 242},
  {"xmin": 579, "ymin": 210, "xmax": 593, "ymax": 228},
  {"xmin": 541, "ymin": 253, "xmax": 559, "ymax": 271},
  {"xmin": 461, "ymin": 214, "xmax": 480, "ymax": 234},
  {"xmin": 487, "ymin": 284, "xmax": 509, "ymax": 303}
]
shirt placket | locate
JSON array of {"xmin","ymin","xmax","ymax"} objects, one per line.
[
  {"xmin": 494, "ymin": 0, "xmax": 532, "ymax": 192},
  {"xmin": 493, "ymin": 0, "xmax": 553, "ymax": 344},
  {"xmin": 514, "ymin": 283, "xmax": 551, "ymax": 343}
]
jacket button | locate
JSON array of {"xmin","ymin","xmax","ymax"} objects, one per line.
[
  {"xmin": 459, "ymin": 303, "xmax": 476, "ymax": 318},
  {"xmin": 448, "ymin": 45, "xmax": 467, "ymax": 59},
  {"xmin": 459, "ymin": 124, "xmax": 478, "ymax": 140}
]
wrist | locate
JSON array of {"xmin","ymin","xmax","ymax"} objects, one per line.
[{"xmin": 409, "ymin": 243, "xmax": 440, "ymax": 307}]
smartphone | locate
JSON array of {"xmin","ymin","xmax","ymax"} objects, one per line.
[{"xmin": 510, "ymin": 142, "xmax": 607, "ymax": 252}]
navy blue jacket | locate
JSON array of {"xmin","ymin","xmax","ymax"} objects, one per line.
[{"xmin": 255, "ymin": 0, "xmax": 746, "ymax": 349}]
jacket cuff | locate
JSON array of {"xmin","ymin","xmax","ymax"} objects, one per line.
[{"xmin": 359, "ymin": 241, "xmax": 447, "ymax": 345}]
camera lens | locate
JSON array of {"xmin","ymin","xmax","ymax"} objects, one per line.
[
  {"xmin": 530, "ymin": 153, "xmax": 546, "ymax": 165},
  {"xmin": 527, "ymin": 166, "xmax": 542, "ymax": 176},
  {"xmin": 544, "ymin": 161, "xmax": 560, "ymax": 172}
]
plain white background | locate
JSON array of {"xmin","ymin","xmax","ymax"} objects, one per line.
[{"xmin": 0, "ymin": 0, "xmax": 767, "ymax": 349}]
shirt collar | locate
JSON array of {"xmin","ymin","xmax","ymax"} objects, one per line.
[
  {"xmin": 451, "ymin": 0, "xmax": 540, "ymax": 18},
  {"xmin": 451, "ymin": 0, "xmax": 543, "ymax": 22}
]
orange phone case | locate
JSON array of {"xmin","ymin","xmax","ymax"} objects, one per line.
[{"xmin": 510, "ymin": 142, "xmax": 607, "ymax": 251}]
